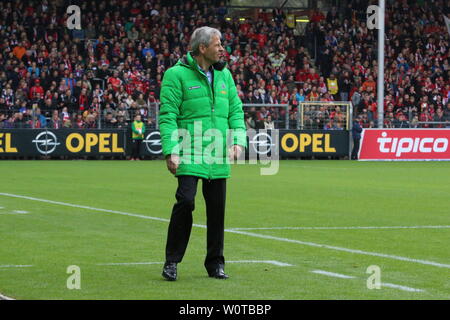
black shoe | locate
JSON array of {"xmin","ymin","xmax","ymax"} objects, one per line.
[
  {"xmin": 162, "ymin": 262, "xmax": 177, "ymax": 281},
  {"xmin": 207, "ymin": 265, "xmax": 229, "ymax": 279}
]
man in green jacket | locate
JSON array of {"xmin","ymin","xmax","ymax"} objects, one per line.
[{"xmin": 159, "ymin": 26, "xmax": 246, "ymax": 281}]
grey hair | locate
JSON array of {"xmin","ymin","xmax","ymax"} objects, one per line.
[{"xmin": 189, "ymin": 26, "xmax": 222, "ymax": 56}]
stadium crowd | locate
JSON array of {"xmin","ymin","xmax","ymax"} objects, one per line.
[
  {"xmin": 312, "ymin": 0, "xmax": 450, "ymax": 129},
  {"xmin": 0, "ymin": 0, "xmax": 448, "ymax": 130}
]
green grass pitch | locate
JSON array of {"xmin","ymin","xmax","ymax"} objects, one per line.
[{"xmin": 0, "ymin": 160, "xmax": 449, "ymax": 299}]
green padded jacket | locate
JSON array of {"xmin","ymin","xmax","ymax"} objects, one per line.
[{"xmin": 159, "ymin": 52, "xmax": 246, "ymax": 179}]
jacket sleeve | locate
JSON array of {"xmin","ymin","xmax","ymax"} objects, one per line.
[
  {"xmin": 159, "ymin": 68, "xmax": 182, "ymax": 156},
  {"xmin": 226, "ymin": 69, "xmax": 247, "ymax": 148}
]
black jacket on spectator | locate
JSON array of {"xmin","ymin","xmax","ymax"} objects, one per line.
[
  {"xmin": 6, "ymin": 70, "xmax": 20, "ymax": 90},
  {"xmin": 319, "ymin": 49, "xmax": 333, "ymax": 78},
  {"xmin": 14, "ymin": 118, "xmax": 29, "ymax": 129},
  {"xmin": 103, "ymin": 119, "xmax": 117, "ymax": 129},
  {"xmin": 96, "ymin": 68, "xmax": 110, "ymax": 80},
  {"xmin": 58, "ymin": 94, "xmax": 78, "ymax": 113},
  {"xmin": 338, "ymin": 76, "xmax": 352, "ymax": 94},
  {"xmin": 73, "ymin": 85, "xmax": 82, "ymax": 99},
  {"xmin": 393, "ymin": 119, "xmax": 409, "ymax": 128},
  {"xmin": 352, "ymin": 121, "xmax": 363, "ymax": 140},
  {"xmin": 48, "ymin": 119, "xmax": 63, "ymax": 129}
]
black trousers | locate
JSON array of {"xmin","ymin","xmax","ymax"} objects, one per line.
[
  {"xmin": 132, "ymin": 139, "xmax": 142, "ymax": 159},
  {"xmin": 165, "ymin": 175, "xmax": 226, "ymax": 271},
  {"xmin": 351, "ymin": 138, "xmax": 360, "ymax": 160}
]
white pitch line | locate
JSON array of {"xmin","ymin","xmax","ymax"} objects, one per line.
[
  {"xmin": 227, "ymin": 260, "xmax": 294, "ymax": 267},
  {"xmin": 311, "ymin": 270, "xmax": 425, "ymax": 293},
  {"xmin": 0, "ymin": 213, "xmax": 27, "ymax": 215},
  {"xmin": 225, "ymin": 229, "xmax": 450, "ymax": 269},
  {"xmin": 0, "ymin": 211, "xmax": 30, "ymax": 215},
  {"xmin": 0, "ymin": 265, "xmax": 33, "ymax": 268},
  {"xmin": 1, "ymin": 192, "xmax": 449, "ymax": 270},
  {"xmin": 12, "ymin": 210, "xmax": 29, "ymax": 214},
  {"xmin": 0, "ymin": 293, "xmax": 15, "ymax": 300},
  {"xmin": 311, "ymin": 270, "xmax": 356, "ymax": 279},
  {"xmin": 298, "ymin": 165, "xmax": 350, "ymax": 171},
  {"xmin": 229, "ymin": 225, "xmax": 450, "ymax": 231},
  {"xmin": 0, "ymin": 192, "xmax": 175, "ymax": 224},
  {"xmin": 381, "ymin": 282, "xmax": 425, "ymax": 293},
  {"xmin": 98, "ymin": 262, "xmax": 164, "ymax": 266},
  {"xmin": 98, "ymin": 260, "xmax": 294, "ymax": 267}
]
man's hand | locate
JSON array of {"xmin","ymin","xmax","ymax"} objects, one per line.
[
  {"xmin": 228, "ymin": 145, "xmax": 243, "ymax": 162},
  {"xmin": 166, "ymin": 154, "xmax": 180, "ymax": 175}
]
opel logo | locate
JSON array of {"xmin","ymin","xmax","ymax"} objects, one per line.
[
  {"xmin": 144, "ymin": 131, "xmax": 162, "ymax": 154},
  {"xmin": 32, "ymin": 131, "xmax": 60, "ymax": 155},
  {"xmin": 250, "ymin": 132, "xmax": 274, "ymax": 155}
]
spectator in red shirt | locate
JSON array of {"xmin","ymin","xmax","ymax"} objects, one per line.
[
  {"xmin": 108, "ymin": 71, "xmax": 123, "ymax": 92},
  {"xmin": 419, "ymin": 109, "xmax": 433, "ymax": 128},
  {"xmin": 29, "ymin": 79, "xmax": 44, "ymax": 99},
  {"xmin": 310, "ymin": 9, "xmax": 325, "ymax": 23},
  {"xmin": 306, "ymin": 68, "xmax": 320, "ymax": 84},
  {"xmin": 361, "ymin": 75, "xmax": 376, "ymax": 93}
]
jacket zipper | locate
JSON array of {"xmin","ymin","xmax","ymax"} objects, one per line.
[
  {"xmin": 199, "ymin": 67, "xmax": 215, "ymax": 180},
  {"xmin": 209, "ymin": 70, "xmax": 214, "ymax": 180},
  {"xmin": 210, "ymin": 70, "xmax": 215, "ymax": 112}
]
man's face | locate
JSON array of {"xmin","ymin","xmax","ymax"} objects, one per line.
[{"xmin": 201, "ymin": 35, "xmax": 223, "ymax": 64}]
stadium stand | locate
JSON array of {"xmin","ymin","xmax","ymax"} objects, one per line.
[{"xmin": 0, "ymin": 0, "xmax": 448, "ymax": 130}]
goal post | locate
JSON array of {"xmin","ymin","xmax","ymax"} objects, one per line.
[
  {"xmin": 298, "ymin": 101, "xmax": 353, "ymax": 130},
  {"xmin": 299, "ymin": 101, "xmax": 353, "ymax": 159}
]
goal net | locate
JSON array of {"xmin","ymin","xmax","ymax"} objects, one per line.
[{"xmin": 298, "ymin": 101, "xmax": 353, "ymax": 130}]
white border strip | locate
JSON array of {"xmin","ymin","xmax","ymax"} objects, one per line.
[
  {"xmin": 229, "ymin": 225, "xmax": 450, "ymax": 231},
  {"xmin": 1, "ymin": 192, "xmax": 449, "ymax": 269}
]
